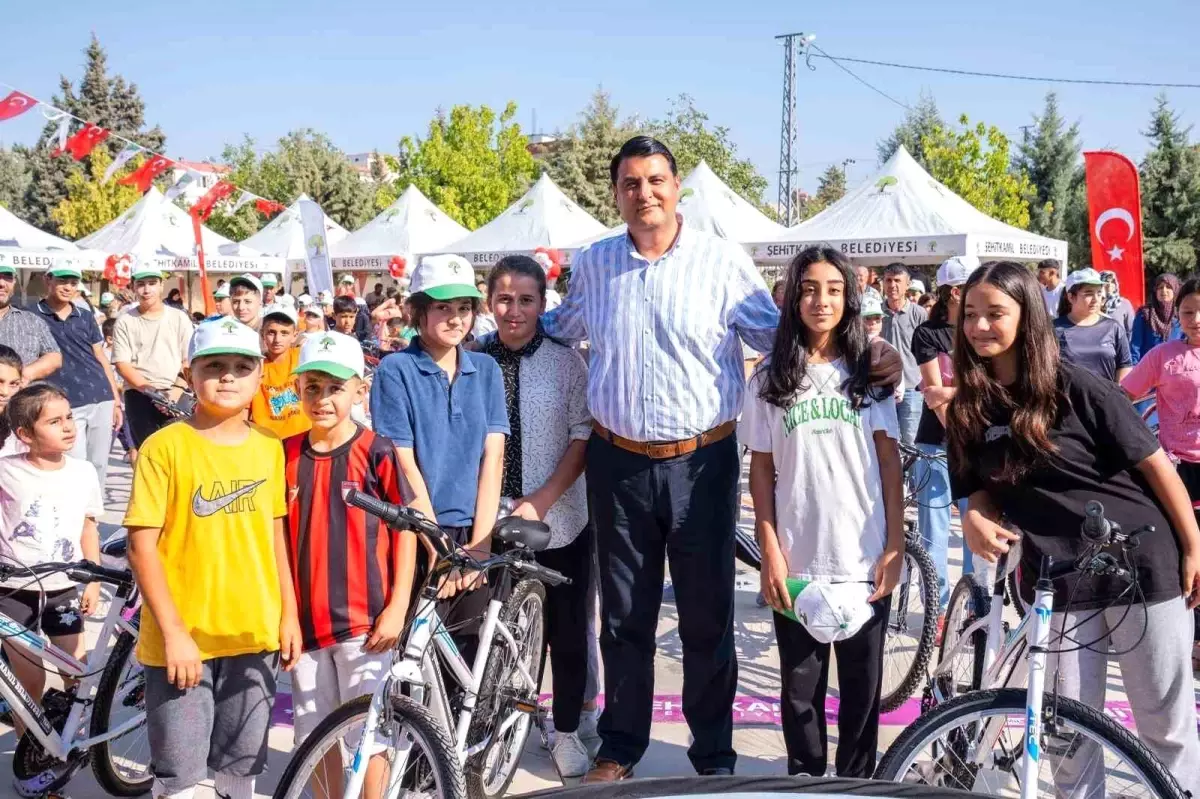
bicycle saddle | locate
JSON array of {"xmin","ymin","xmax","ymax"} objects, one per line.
[{"xmin": 494, "ymin": 517, "xmax": 552, "ymax": 552}]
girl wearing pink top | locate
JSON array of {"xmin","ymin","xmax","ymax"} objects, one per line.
[{"xmin": 1121, "ymin": 276, "xmax": 1200, "ymax": 667}]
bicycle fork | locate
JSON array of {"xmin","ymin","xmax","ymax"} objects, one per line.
[{"xmin": 1018, "ymin": 575, "xmax": 1055, "ymax": 798}]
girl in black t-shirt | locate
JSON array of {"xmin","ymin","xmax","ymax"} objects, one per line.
[{"xmin": 946, "ymin": 261, "xmax": 1200, "ymax": 796}]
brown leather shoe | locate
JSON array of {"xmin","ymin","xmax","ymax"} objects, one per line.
[{"xmin": 582, "ymin": 759, "xmax": 633, "ymax": 783}]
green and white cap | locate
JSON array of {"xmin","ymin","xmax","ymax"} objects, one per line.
[
  {"xmin": 262, "ymin": 303, "xmax": 298, "ymax": 326},
  {"xmin": 213, "ymin": 283, "xmax": 230, "ymax": 299},
  {"xmin": 861, "ymin": 294, "xmax": 884, "ymax": 317},
  {"xmin": 410, "ymin": 255, "xmax": 481, "ymax": 301},
  {"xmin": 260, "ymin": 272, "xmax": 279, "ymax": 288},
  {"xmin": 1065, "ymin": 267, "xmax": 1105, "ymax": 291},
  {"xmin": 100, "ymin": 292, "xmax": 115, "ymax": 305},
  {"xmin": 130, "ymin": 264, "xmax": 164, "ymax": 281},
  {"xmin": 293, "ymin": 331, "xmax": 364, "ymax": 380},
  {"xmin": 230, "ymin": 273, "xmax": 263, "ymax": 295},
  {"xmin": 781, "ymin": 579, "xmax": 876, "ymax": 644},
  {"xmin": 47, "ymin": 262, "xmax": 83, "ymax": 279},
  {"xmin": 0, "ymin": 253, "xmax": 13, "ymax": 275},
  {"xmin": 188, "ymin": 317, "xmax": 264, "ymax": 364}
]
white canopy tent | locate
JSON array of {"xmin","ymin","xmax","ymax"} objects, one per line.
[
  {"xmin": 0, "ymin": 203, "xmax": 102, "ymax": 273},
  {"xmin": 77, "ymin": 187, "xmax": 281, "ymax": 274},
  {"xmin": 748, "ymin": 146, "xmax": 1068, "ymax": 267},
  {"xmin": 242, "ymin": 193, "xmax": 349, "ymax": 262},
  {"xmin": 437, "ymin": 173, "xmax": 607, "ymax": 268},
  {"xmin": 334, "ymin": 184, "xmax": 469, "ymax": 271},
  {"xmin": 571, "ymin": 159, "xmax": 789, "ymax": 249}
]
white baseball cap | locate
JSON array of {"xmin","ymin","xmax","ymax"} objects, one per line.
[
  {"xmin": 213, "ymin": 283, "xmax": 230, "ymax": 300},
  {"xmin": 293, "ymin": 331, "xmax": 365, "ymax": 381},
  {"xmin": 100, "ymin": 292, "xmax": 115, "ymax": 305},
  {"xmin": 188, "ymin": 317, "xmax": 263, "ymax": 364},
  {"xmin": 338, "ymin": 273, "xmax": 356, "ymax": 285},
  {"xmin": 230, "ymin": 273, "xmax": 263, "ymax": 295},
  {"xmin": 297, "ymin": 293, "xmax": 313, "ymax": 307},
  {"xmin": 262, "ymin": 303, "xmax": 298, "ymax": 326},
  {"xmin": 936, "ymin": 255, "xmax": 980, "ymax": 287},
  {"xmin": 909, "ymin": 279, "xmax": 926, "ymax": 294},
  {"xmin": 1065, "ymin": 267, "xmax": 1105, "ymax": 291},
  {"xmin": 788, "ymin": 581, "xmax": 876, "ymax": 644},
  {"xmin": 410, "ymin": 255, "xmax": 481, "ymax": 301},
  {"xmin": 276, "ymin": 293, "xmax": 296, "ymax": 309},
  {"xmin": 260, "ymin": 273, "xmax": 279, "ymax": 288},
  {"xmin": 318, "ymin": 290, "xmax": 333, "ymax": 306},
  {"xmin": 861, "ymin": 295, "xmax": 884, "ymax": 317}
]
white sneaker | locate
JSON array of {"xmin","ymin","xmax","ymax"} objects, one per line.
[
  {"xmin": 577, "ymin": 708, "xmax": 602, "ymax": 759},
  {"xmin": 552, "ymin": 731, "xmax": 591, "ymax": 779}
]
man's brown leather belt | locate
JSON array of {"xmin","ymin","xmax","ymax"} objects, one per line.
[{"xmin": 592, "ymin": 420, "xmax": 736, "ymax": 460}]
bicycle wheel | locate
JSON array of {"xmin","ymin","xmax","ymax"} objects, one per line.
[
  {"xmin": 875, "ymin": 688, "xmax": 1186, "ymax": 798},
  {"xmin": 465, "ymin": 578, "xmax": 546, "ymax": 798},
  {"xmin": 90, "ymin": 619, "xmax": 152, "ymax": 796},
  {"xmin": 933, "ymin": 574, "xmax": 989, "ymax": 704},
  {"xmin": 273, "ymin": 693, "xmax": 463, "ymax": 799},
  {"xmin": 880, "ymin": 532, "xmax": 938, "ymax": 713}
]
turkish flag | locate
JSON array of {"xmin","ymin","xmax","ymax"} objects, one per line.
[
  {"xmin": 255, "ymin": 198, "xmax": 286, "ymax": 217},
  {"xmin": 1084, "ymin": 151, "xmax": 1146, "ymax": 308},
  {"xmin": 56, "ymin": 123, "xmax": 110, "ymax": 160},
  {"xmin": 118, "ymin": 154, "xmax": 175, "ymax": 193},
  {"xmin": 0, "ymin": 91, "xmax": 36, "ymax": 121},
  {"xmin": 189, "ymin": 180, "xmax": 236, "ymax": 222}
]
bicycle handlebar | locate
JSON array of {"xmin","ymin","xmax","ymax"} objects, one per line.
[
  {"xmin": 343, "ymin": 489, "xmax": 571, "ymax": 587},
  {"xmin": 0, "ymin": 560, "xmax": 133, "ymax": 588}
]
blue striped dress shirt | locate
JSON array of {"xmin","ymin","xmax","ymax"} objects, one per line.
[{"xmin": 542, "ymin": 222, "xmax": 779, "ymax": 442}]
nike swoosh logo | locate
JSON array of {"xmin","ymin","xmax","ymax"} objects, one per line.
[{"xmin": 192, "ymin": 480, "xmax": 266, "ymax": 518}]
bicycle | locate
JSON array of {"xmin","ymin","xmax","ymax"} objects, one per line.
[
  {"xmin": 273, "ymin": 490, "xmax": 572, "ymax": 799},
  {"xmin": 0, "ymin": 548, "xmax": 149, "ymax": 798},
  {"xmin": 875, "ymin": 501, "xmax": 1187, "ymax": 798}
]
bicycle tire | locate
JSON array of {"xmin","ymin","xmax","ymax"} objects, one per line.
[
  {"xmin": 465, "ymin": 578, "xmax": 546, "ymax": 799},
  {"xmin": 875, "ymin": 687, "xmax": 1187, "ymax": 798},
  {"xmin": 880, "ymin": 534, "xmax": 938, "ymax": 713},
  {"xmin": 934, "ymin": 574, "xmax": 989, "ymax": 703},
  {"xmin": 272, "ymin": 693, "xmax": 464, "ymax": 799},
  {"xmin": 89, "ymin": 624, "xmax": 151, "ymax": 796}
]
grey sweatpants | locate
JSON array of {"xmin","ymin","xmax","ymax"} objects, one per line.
[
  {"xmin": 145, "ymin": 651, "xmax": 280, "ymax": 796},
  {"xmin": 1046, "ymin": 596, "xmax": 1200, "ymax": 798}
]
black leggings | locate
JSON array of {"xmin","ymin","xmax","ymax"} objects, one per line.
[
  {"xmin": 123, "ymin": 389, "xmax": 173, "ymax": 449},
  {"xmin": 535, "ymin": 526, "xmax": 595, "ymax": 734},
  {"xmin": 1179, "ymin": 461, "xmax": 1200, "ymax": 642}
]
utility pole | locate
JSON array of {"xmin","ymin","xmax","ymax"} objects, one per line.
[
  {"xmin": 841, "ymin": 158, "xmax": 856, "ymax": 182},
  {"xmin": 776, "ymin": 32, "xmax": 815, "ymax": 226}
]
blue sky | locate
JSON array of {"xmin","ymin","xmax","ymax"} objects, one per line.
[{"xmin": 1, "ymin": 0, "xmax": 1197, "ymax": 200}]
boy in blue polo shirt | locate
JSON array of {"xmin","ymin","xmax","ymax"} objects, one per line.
[{"xmin": 368, "ymin": 254, "xmax": 508, "ymax": 663}]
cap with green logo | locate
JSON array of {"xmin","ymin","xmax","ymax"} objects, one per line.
[
  {"xmin": 100, "ymin": 292, "xmax": 115, "ymax": 305},
  {"xmin": 47, "ymin": 264, "xmax": 83, "ymax": 279},
  {"xmin": 130, "ymin": 265, "xmax": 164, "ymax": 281},
  {"xmin": 410, "ymin": 254, "xmax": 481, "ymax": 301},
  {"xmin": 293, "ymin": 331, "xmax": 365, "ymax": 380},
  {"xmin": 187, "ymin": 317, "xmax": 264, "ymax": 365},
  {"xmin": 260, "ymin": 273, "xmax": 279, "ymax": 288},
  {"xmin": 213, "ymin": 283, "xmax": 230, "ymax": 300}
]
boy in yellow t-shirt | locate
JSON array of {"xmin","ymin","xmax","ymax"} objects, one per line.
[
  {"xmin": 250, "ymin": 304, "xmax": 311, "ymax": 439},
  {"xmin": 125, "ymin": 317, "xmax": 301, "ymax": 799}
]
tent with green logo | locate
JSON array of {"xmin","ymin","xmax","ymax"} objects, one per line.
[
  {"xmin": 747, "ymin": 146, "xmax": 1068, "ymax": 267},
  {"xmin": 333, "ymin": 184, "xmax": 468, "ymax": 272}
]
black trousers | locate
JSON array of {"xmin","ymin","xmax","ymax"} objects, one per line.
[
  {"xmin": 123, "ymin": 389, "xmax": 172, "ymax": 449},
  {"xmin": 535, "ymin": 525, "xmax": 595, "ymax": 734},
  {"xmin": 1177, "ymin": 462, "xmax": 1200, "ymax": 641},
  {"xmin": 773, "ymin": 596, "xmax": 891, "ymax": 778},
  {"xmin": 588, "ymin": 433, "xmax": 739, "ymax": 773}
]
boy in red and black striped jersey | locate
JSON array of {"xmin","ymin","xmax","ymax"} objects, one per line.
[{"xmin": 282, "ymin": 331, "xmax": 418, "ymax": 791}]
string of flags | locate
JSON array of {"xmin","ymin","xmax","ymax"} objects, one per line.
[{"xmin": 0, "ymin": 85, "xmax": 287, "ymax": 223}]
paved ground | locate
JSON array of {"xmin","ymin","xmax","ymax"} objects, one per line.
[{"xmin": 0, "ymin": 446, "xmax": 1145, "ymax": 797}]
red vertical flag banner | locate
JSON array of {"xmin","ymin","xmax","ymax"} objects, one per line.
[
  {"xmin": 190, "ymin": 210, "xmax": 215, "ymax": 316},
  {"xmin": 1084, "ymin": 151, "xmax": 1146, "ymax": 308}
]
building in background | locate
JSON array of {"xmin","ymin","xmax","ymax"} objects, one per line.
[{"xmin": 169, "ymin": 160, "xmax": 232, "ymax": 204}]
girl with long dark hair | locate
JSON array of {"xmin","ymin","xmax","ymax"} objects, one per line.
[
  {"xmin": 947, "ymin": 261, "xmax": 1200, "ymax": 796},
  {"xmin": 1131, "ymin": 273, "xmax": 1181, "ymax": 363},
  {"xmin": 743, "ymin": 246, "xmax": 904, "ymax": 778}
]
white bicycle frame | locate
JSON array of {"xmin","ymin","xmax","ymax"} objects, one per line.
[
  {"xmin": 0, "ymin": 586, "xmax": 142, "ymax": 761},
  {"xmin": 343, "ymin": 586, "xmax": 537, "ymax": 799},
  {"xmin": 928, "ymin": 554, "xmax": 1058, "ymax": 799}
]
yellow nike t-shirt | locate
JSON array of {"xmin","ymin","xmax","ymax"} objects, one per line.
[{"xmin": 124, "ymin": 422, "xmax": 287, "ymax": 667}]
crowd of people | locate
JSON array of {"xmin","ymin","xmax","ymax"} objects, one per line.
[{"xmin": 0, "ymin": 133, "xmax": 1198, "ymax": 798}]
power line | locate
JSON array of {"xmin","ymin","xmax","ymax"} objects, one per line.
[
  {"xmin": 807, "ymin": 44, "xmax": 912, "ymax": 111},
  {"xmin": 808, "ymin": 53, "xmax": 1200, "ymax": 90}
]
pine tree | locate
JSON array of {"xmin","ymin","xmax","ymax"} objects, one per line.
[
  {"xmin": 814, "ymin": 164, "xmax": 847, "ymax": 207},
  {"xmin": 1139, "ymin": 95, "xmax": 1200, "ymax": 275},
  {"xmin": 1015, "ymin": 93, "xmax": 1081, "ymax": 240},
  {"xmin": 545, "ymin": 89, "xmax": 637, "ymax": 227},
  {"xmin": 0, "ymin": 147, "xmax": 31, "ymax": 214},
  {"xmin": 877, "ymin": 92, "xmax": 943, "ymax": 169},
  {"xmin": 22, "ymin": 35, "xmax": 166, "ymax": 233}
]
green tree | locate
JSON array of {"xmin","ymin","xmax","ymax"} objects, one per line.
[
  {"xmin": 647, "ymin": 94, "xmax": 770, "ymax": 213},
  {"xmin": 1139, "ymin": 95, "xmax": 1200, "ymax": 276},
  {"xmin": 393, "ymin": 103, "xmax": 537, "ymax": 230},
  {"xmin": 1015, "ymin": 93, "xmax": 1081, "ymax": 240},
  {"xmin": 50, "ymin": 149, "xmax": 143, "ymax": 237},
  {"xmin": 815, "ymin": 164, "xmax": 847, "ymax": 207},
  {"xmin": 1061, "ymin": 165, "xmax": 1092, "ymax": 269},
  {"xmin": 877, "ymin": 92, "xmax": 943, "ymax": 169},
  {"xmin": 369, "ymin": 151, "xmax": 399, "ymax": 212},
  {"xmin": 0, "ymin": 147, "xmax": 31, "ymax": 215},
  {"xmin": 205, "ymin": 130, "xmax": 374, "ymax": 240},
  {"xmin": 23, "ymin": 35, "xmax": 165, "ymax": 233},
  {"xmin": 545, "ymin": 89, "xmax": 638, "ymax": 226},
  {"xmin": 921, "ymin": 114, "xmax": 1034, "ymax": 228}
]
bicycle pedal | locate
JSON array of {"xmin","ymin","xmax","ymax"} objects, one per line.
[{"xmin": 513, "ymin": 699, "xmax": 538, "ymax": 715}]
